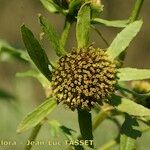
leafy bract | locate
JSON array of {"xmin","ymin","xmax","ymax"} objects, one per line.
[
  {"xmin": 21, "ymin": 25, "xmax": 52, "ymax": 80},
  {"xmin": 117, "ymin": 68, "xmax": 150, "ymax": 81},
  {"xmin": 110, "ymin": 95, "xmax": 150, "ymax": 117},
  {"xmin": 106, "ymin": 20, "xmax": 143, "ymax": 60},
  {"xmin": 39, "ymin": 15, "xmax": 66, "ymax": 56},
  {"xmin": 40, "ymin": 0, "xmax": 61, "ymax": 13},
  {"xmin": 17, "ymin": 97, "xmax": 57, "ymax": 133},
  {"xmin": 76, "ymin": 3, "xmax": 91, "ymax": 48},
  {"xmin": 91, "ymin": 18, "xmax": 128, "ymax": 28}
]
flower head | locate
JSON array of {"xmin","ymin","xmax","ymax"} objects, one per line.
[{"xmin": 52, "ymin": 46, "xmax": 117, "ymax": 110}]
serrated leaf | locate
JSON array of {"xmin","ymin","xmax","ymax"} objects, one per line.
[
  {"xmin": 21, "ymin": 25, "xmax": 52, "ymax": 80},
  {"xmin": 77, "ymin": 109, "xmax": 94, "ymax": 149},
  {"xmin": 91, "ymin": 18, "xmax": 128, "ymax": 28},
  {"xmin": 120, "ymin": 115, "xmax": 141, "ymax": 150},
  {"xmin": 117, "ymin": 68, "xmax": 150, "ymax": 81},
  {"xmin": 16, "ymin": 70, "xmax": 49, "ymax": 87},
  {"xmin": 17, "ymin": 97, "xmax": 57, "ymax": 133},
  {"xmin": 106, "ymin": 20, "xmax": 143, "ymax": 60},
  {"xmin": 39, "ymin": 15, "xmax": 66, "ymax": 56},
  {"xmin": 110, "ymin": 95, "xmax": 150, "ymax": 116},
  {"xmin": 76, "ymin": 3, "xmax": 91, "ymax": 48},
  {"xmin": 40, "ymin": 0, "xmax": 61, "ymax": 13},
  {"xmin": 0, "ymin": 40, "xmax": 29, "ymax": 62}
]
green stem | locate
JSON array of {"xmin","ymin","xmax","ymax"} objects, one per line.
[
  {"xmin": 91, "ymin": 25, "xmax": 109, "ymax": 47},
  {"xmin": 92, "ymin": 109, "xmax": 111, "ymax": 131},
  {"xmin": 116, "ymin": 84, "xmax": 150, "ymax": 98},
  {"xmin": 99, "ymin": 138, "xmax": 118, "ymax": 150},
  {"xmin": 60, "ymin": 17, "xmax": 72, "ymax": 49},
  {"xmin": 119, "ymin": 0, "xmax": 144, "ymax": 62},
  {"xmin": 24, "ymin": 123, "xmax": 42, "ymax": 150},
  {"xmin": 129, "ymin": 0, "xmax": 144, "ymax": 23}
]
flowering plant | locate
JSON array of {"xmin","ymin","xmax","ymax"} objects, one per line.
[{"xmin": 1, "ymin": 0, "xmax": 149, "ymax": 150}]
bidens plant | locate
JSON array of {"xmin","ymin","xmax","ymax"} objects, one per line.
[{"xmin": 1, "ymin": 0, "xmax": 147, "ymax": 150}]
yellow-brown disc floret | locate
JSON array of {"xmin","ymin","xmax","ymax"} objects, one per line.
[{"xmin": 52, "ymin": 46, "xmax": 117, "ymax": 111}]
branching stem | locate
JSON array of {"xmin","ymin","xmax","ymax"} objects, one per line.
[
  {"xmin": 24, "ymin": 123, "xmax": 42, "ymax": 150},
  {"xmin": 91, "ymin": 25, "xmax": 109, "ymax": 47},
  {"xmin": 129, "ymin": 0, "xmax": 144, "ymax": 23}
]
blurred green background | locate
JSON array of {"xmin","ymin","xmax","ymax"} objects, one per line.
[{"xmin": 0, "ymin": 0, "xmax": 150, "ymax": 150}]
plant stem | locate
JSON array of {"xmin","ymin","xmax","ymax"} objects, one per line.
[
  {"xmin": 60, "ymin": 17, "xmax": 72, "ymax": 49},
  {"xmin": 99, "ymin": 138, "xmax": 118, "ymax": 150},
  {"xmin": 116, "ymin": 84, "xmax": 150, "ymax": 98},
  {"xmin": 24, "ymin": 123, "xmax": 42, "ymax": 150},
  {"xmin": 119, "ymin": 0, "xmax": 144, "ymax": 62},
  {"xmin": 91, "ymin": 25, "xmax": 109, "ymax": 47},
  {"xmin": 92, "ymin": 109, "xmax": 111, "ymax": 131},
  {"xmin": 129, "ymin": 0, "xmax": 144, "ymax": 23}
]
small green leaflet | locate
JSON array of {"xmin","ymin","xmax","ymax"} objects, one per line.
[
  {"xmin": 39, "ymin": 15, "xmax": 66, "ymax": 56},
  {"xmin": 91, "ymin": 18, "xmax": 128, "ymax": 28},
  {"xmin": 120, "ymin": 115, "xmax": 141, "ymax": 150},
  {"xmin": 40, "ymin": 0, "xmax": 61, "ymax": 13},
  {"xmin": 21, "ymin": 25, "xmax": 52, "ymax": 81},
  {"xmin": 110, "ymin": 95, "xmax": 150, "ymax": 117},
  {"xmin": 76, "ymin": 2, "xmax": 91, "ymax": 48},
  {"xmin": 17, "ymin": 97, "xmax": 57, "ymax": 133},
  {"xmin": 117, "ymin": 68, "xmax": 150, "ymax": 81},
  {"xmin": 106, "ymin": 20, "xmax": 143, "ymax": 60}
]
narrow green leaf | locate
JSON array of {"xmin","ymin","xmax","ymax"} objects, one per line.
[
  {"xmin": 40, "ymin": 0, "xmax": 61, "ymax": 13},
  {"xmin": 16, "ymin": 70, "xmax": 49, "ymax": 87},
  {"xmin": 120, "ymin": 115, "xmax": 141, "ymax": 150},
  {"xmin": 17, "ymin": 97, "xmax": 57, "ymax": 133},
  {"xmin": 117, "ymin": 68, "xmax": 150, "ymax": 81},
  {"xmin": 76, "ymin": 3, "xmax": 91, "ymax": 48},
  {"xmin": 77, "ymin": 109, "xmax": 94, "ymax": 148},
  {"xmin": 60, "ymin": 18, "xmax": 72, "ymax": 49},
  {"xmin": 106, "ymin": 20, "xmax": 143, "ymax": 60},
  {"xmin": 39, "ymin": 15, "xmax": 66, "ymax": 56},
  {"xmin": 91, "ymin": 18, "xmax": 128, "ymax": 28},
  {"xmin": 21, "ymin": 25, "xmax": 52, "ymax": 80},
  {"xmin": 0, "ymin": 40, "xmax": 29, "ymax": 62},
  {"xmin": 110, "ymin": 95, "xmax": 150, "ymax": 116}
]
